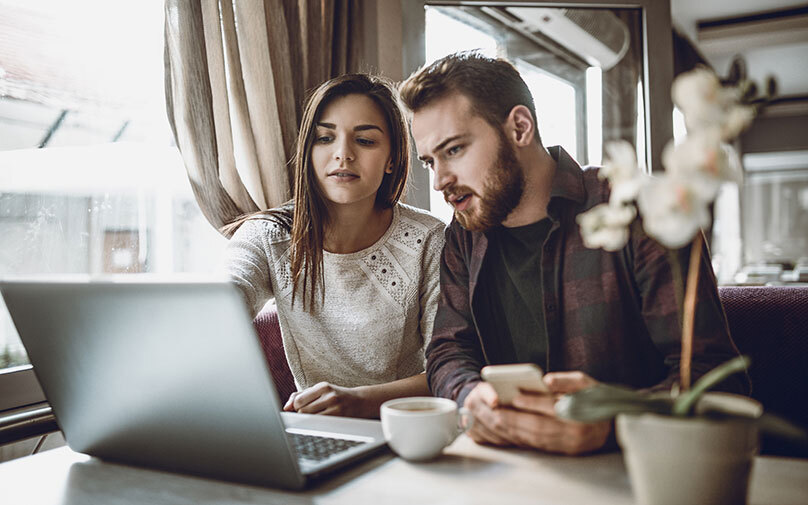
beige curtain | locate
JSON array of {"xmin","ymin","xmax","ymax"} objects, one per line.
[{"xmin": 164, "ymin": 0, "xmax": 363, "ymax": 236}]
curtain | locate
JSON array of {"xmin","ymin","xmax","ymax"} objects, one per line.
[{"xmin": 163, "ymin": 0, "xmax": 363, "ymax": 236}]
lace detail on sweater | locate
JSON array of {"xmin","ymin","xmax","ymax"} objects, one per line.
[
  {"xmin": 388, "ymin": 215, "xmax": 430, "ymax": 255},
  {"xmin": 359, "ymin": 245, "xmax": 412, "ymax": 307}
]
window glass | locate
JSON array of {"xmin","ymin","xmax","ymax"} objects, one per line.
[{"xmin": 0, "ymin": 0, "xmax": 227, "ymax": 374}]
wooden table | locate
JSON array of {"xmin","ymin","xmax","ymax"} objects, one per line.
[{"xmin": 1, "ymin": 436, "xmax": 806, "ymax": 505}]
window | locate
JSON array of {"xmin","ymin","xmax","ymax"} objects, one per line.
[{"xmin": 0, "ymin": 0, "xmax": 227, "ymax": 410}]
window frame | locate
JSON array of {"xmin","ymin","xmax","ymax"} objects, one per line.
[{"xmin": 0, "ymin": 366, "xmax": 45, "ymax": 413}]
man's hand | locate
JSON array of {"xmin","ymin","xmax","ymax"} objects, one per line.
[
  {"xmin": 283, "ymin": 382, "xmax": 369, "ymax": 418},
  {"xmin": 464, "ymin": 371, "xmax": 611, "ymax": 455}
]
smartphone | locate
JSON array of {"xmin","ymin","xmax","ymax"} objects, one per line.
[{"xmin": 481, "ymin": 363, "xmax": 549, "ymax": 405}]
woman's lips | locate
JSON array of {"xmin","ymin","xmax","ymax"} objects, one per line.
[{"xmin": 328, "ymin": 171, "xmax": 359, "ymax": 182}]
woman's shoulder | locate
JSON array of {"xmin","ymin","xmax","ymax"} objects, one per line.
[
  {"xmin": 230, "ymin": 203, "xmax": 294, "ymax": 245},
  {"xmin": 396, "ymin": 202, "xmax": 448, "ymax": 234}
]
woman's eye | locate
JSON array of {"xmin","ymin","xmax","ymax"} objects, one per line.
[
  {"xmin": 315, "ymin": 135, "xmax": 333, "ymax": 144},
  {"xmin": 356, "ymin": 137, "xmax": 376, "ymax": 146}
]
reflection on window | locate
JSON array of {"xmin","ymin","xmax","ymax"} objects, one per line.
[{"xmin": 0, "ymin": 1, "xmax": 226, "ymax": 372}]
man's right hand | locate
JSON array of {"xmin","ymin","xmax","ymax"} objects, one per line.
[{"xmin": 463, "ymin": 382, "xmax": 520, "ymax": 446}]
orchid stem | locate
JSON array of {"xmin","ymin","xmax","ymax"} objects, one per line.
[{"xmin": 680, "ymin": 232, "xmax": 703, "ymax": 391}]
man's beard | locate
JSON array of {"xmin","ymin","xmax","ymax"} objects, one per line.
[{"xmin": 447, "ymin": 132, "xmax": 525, "ymax": 232}]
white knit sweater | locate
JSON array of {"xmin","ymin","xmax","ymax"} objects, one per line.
[{"xmin": 225, "ymin": 203, "xmax": 446, "ymax": 390}]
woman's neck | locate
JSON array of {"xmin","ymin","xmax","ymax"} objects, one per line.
[{"xmin": 323, "ymin": 200, "xmax": 394, "ymax": 254}]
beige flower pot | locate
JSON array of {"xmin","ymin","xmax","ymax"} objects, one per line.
[{"xmin": 616, "ymin": 393, "xmax": 761, "ymax": 505}]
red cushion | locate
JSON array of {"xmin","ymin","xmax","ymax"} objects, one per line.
[{"xmin": 253, "ymin": 307, "xmax": 296, "ymax": 403}]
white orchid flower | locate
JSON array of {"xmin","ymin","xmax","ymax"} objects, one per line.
[
  {"xmin": 662, "ymin": 130, "xmax": 743, "ymax": 201},
  {"xmin": 672, "ymin": 68, "xmax": 754, "ymax": 141},
  {"xmin": 637, "ymin": 174, "xmax": 711, "ymax": 249},
  {"xmin": 577, "ymin": 203, "xmax": 636, "ymax": 251},
  {"xmin": 601, "ymin": 140, "xmax": 641, "ymax": 184},
  {"xmin": 721, "ymin": 105, "xmax": 756, "ymax": 140}
]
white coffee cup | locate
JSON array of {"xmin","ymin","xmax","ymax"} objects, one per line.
[{"xmin": 380, "ymin": 396, "xmax": 473, "ymax": 461}]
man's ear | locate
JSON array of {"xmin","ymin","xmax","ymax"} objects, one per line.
[{"xmin": 506, "ymin": 105, "xmax": 535, "ymax": 147}]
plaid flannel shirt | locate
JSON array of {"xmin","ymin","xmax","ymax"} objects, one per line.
[{"xmin": 426, "ymin": 147, "xmax": 747, "ymax": 406}]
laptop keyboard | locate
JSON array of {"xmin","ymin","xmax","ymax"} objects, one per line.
[{"xmin": 289, "ymin": 432, "xmax": 367, "ymax": 462}]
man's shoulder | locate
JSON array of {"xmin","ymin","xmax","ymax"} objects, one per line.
[{"xmin": 578, "ymin": 165, "xmax": 611, "ymax": 210}]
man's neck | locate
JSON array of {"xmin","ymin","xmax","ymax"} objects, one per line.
[
  {"xmin": 501, "ymin": 145, "xmax": 556, "ymax": 228},
  {"xmin": 323, "ymin": 200, "xmax": 394, "ymax": 254}
]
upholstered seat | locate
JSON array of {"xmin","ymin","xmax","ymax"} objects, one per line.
[
  {"xmin": 252, "ymin": 306, "xmax": 296, "ymax": 404},
  {"xmin": 719, "ymin": 286, "xmax": 808, "ymax": 456}
]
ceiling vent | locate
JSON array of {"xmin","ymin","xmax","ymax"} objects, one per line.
[{"xmin": 498, "ymin": 7, "xmax": 630, "ymax": 70}]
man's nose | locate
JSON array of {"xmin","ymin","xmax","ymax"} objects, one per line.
[{"xmin": 432, "ymin": 161, "xmax": 455, "ymax": 192}]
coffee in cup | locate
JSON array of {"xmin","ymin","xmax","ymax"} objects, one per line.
[{"xmin": 380, "ymin": 397, "xmax": 472, "ymax": 461}]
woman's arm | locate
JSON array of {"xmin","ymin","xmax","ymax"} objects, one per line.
[{"xmin": 283, "ymin": 373, "xmax": 429, "ymax": 419}]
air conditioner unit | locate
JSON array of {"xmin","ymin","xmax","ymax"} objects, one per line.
[{"xmin": 502, "ymin": 7, "xmax": 630, "ymax": 70}]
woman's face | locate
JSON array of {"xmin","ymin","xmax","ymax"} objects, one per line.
[{"xmin": 311, "ymin": 94, "xmax": 393, "ymax": 209}]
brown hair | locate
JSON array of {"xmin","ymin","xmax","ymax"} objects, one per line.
[
  {"xmin": 224, "ymin": 74, "xmax": 410, "ymax": 310},
  {"xmin": 399, "ymin": 51, "xmax": 542, "ymax": 143}
]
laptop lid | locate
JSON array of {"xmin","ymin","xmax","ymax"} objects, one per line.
[{"xmin": 0, "ymin": 278, "xmax": 384, "ymax": 489}]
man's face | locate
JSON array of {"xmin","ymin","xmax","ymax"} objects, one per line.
[{"xmin": 412, "ymin": 93, "xmax": 524, "ymax": 231}]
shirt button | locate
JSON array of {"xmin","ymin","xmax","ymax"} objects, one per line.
[
  {"xmin": 381, "ymin": 268, "xmax": 387, "ymax": 274},
  {"xmin": 371, "ymin": 255, "xmax": 376, "ymax": 260},
  {"xmin": 391, "ymin": 281, "xmax": 397, "ymax": 286}
]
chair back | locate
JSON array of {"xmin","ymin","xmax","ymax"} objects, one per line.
[
  {"xmin": 720, "ymin": 286, "xmax": 808, "ymax": 456},
  {"xmin": 253, "ymin": 306, "xmax": 296, "ymax": 403}
]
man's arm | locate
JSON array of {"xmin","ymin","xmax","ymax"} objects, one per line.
[{"xmin": 425, "ymin": 224, "xmax": 486, "ymax": 405}]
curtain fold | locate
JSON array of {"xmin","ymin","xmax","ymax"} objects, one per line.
[{"xmin": 164, "ymin": 0, "xmax": 363, "ymax": 236}]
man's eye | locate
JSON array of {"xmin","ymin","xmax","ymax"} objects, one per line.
[{"xmin": 447, "ymin": 145, "xmax": 462, "ymax": 156}]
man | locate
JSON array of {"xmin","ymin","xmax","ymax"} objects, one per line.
[{"xmin": 399, "ymin": 52, "xmax": 746, "ymax": 455}]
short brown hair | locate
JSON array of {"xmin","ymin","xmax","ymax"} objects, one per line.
[{"xmin": 399, "ymin": 51, "xmax": 542, "ymax": 143}]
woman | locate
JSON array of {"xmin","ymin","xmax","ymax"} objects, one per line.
[{"xmin": 224, "ymin": 74, "xmax": 445, "ymax": 419}]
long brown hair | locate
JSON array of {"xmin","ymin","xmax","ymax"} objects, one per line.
[{"xmin": 224, "ymin": 74, "xmax": 410, "ymax": 310}]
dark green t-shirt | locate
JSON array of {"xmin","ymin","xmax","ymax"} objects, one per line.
[{"xmin": 479, "ymin": 218, "xmax": 553, "ymax": 368}]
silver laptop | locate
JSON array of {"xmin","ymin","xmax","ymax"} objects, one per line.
[{"xmin": 0, "ymin": 278, "xmax": 387, "ymax": 489}]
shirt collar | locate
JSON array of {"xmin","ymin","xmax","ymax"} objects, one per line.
[{"xmin": 546, "ymin": 146, "xmax": 586, "ymax": 217}]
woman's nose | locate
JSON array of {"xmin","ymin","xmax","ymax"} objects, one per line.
[{"xmin": 334, "ymin": 138, "xmax": 355, "ymax": 162}]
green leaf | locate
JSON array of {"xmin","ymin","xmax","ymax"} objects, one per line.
[
  {"xmin": 555, "ymin": 384, "xmax": 673, "ymax": 423},
  {"xmin": 672, "ymin": 355, "xmax": 751, "ymax": 416}
]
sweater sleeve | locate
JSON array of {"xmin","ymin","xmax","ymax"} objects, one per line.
[{"xmin": 223, "ymin": 220, "xmax": 275, "ymax": 319}]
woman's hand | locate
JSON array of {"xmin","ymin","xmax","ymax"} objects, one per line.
[{"xmin": 283, "ymin": 382, "xmax": 371, "ymax": 418}]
